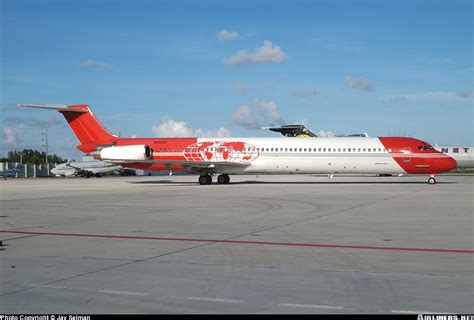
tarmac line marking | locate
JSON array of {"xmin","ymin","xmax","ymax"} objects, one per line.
[
  {"xmin": 391, "ymin": 310, "xmax": 450, "ymax": 314},
  {"xmin": 279, "ymin": 303, "xmax": 344, "ymax": 310},
  {"xmin": 1, "ymin": 230, "xmax": 473, "ymax": 254},
  {"xmin": 184, "ymin": 297, "xmax": 243, "ymax": 303},
  {"xmin": 26, "ymin": 284, "xmax": 66, "ymax": 289},
  {"xmin": 40, "ymin": 285, "xmax": 67, "ymax": 289},
  {"xmin": 99, "ymin": 289, "xmax": 148, "ymax": 296}
]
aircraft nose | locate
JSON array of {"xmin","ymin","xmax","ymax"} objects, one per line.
[{"xmin": 439, "ymin": 156, "xmax": 457, "ymax": 172}]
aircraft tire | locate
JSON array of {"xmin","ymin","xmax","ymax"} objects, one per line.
[
  {"xmin": 199, "ymin": 175, "xmax": 212, "ymax": 185},
  {"xmin": 217, "ymin": 174, "xmax": 230, "ymax": 184}
]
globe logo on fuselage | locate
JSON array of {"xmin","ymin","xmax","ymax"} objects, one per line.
[{"xmin": 183, "ymin": 141, "xmax": 259, "ymax": 163}]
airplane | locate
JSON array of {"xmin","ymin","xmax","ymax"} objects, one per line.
[
  {"xmin": 18, "ymin": 104, "xmax": 457, "ymax": 185},
  {"xmin": 263, "ymin": 124, "xmax": 369, "ymax": 138},
  {"xmin": 434, "ymin": 146, "xmax": 473, "ymax": 168},
  {"xmin": 51, "ymin": 158, "xmax": 123, "ymax": 178},
  {"xmin": 0, "ymin": 166, "xmax": 20, "ymax": 180}
]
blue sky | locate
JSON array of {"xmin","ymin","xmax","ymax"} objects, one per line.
[{"xmin": 1, "ymin": 0, "xmax": 472, "ymax": 158}]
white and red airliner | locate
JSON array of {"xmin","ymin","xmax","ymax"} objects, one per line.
[{"xmin": 19, "ymin": 104, "xmax": 457, "ymax": 185}]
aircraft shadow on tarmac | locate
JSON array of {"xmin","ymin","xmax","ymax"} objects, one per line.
[{"xmin": 130, "ymin": 180, "xmax": 457, "ymax": 185}]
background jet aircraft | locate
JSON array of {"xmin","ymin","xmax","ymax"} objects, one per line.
[
  {"xmin": 435, "ymin": 146, "xmax": 473, "ymax": 168},
  {"xmin": 1, "ymin": 166, "xmax": 20, "ymax": 180},
  {"xmin": 51, "ymin": 158, "xmax": 122, "ymax": 178},
  {"xmin": 263, "ymin": 124, "xmax": 368, "ymax": 138}
]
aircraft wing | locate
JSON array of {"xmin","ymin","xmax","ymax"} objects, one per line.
[
  {"xmin": 111, "ymin": 159, "xmax": 250, "ymax": 172},
  {"xmin": 82, "ymin": 166, "xmax": 123, "ymax": 174}
]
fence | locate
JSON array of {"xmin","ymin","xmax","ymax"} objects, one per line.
[{"xmin": 0, "ymin": 162, "xmax": 57, "ymax": 178}]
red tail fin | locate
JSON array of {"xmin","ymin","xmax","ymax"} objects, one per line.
[
  {"xmin": 58, "ymin": 105, "xmax": 116, "ymax": 147},
  {"xmin": 18, "ymin": 104, "xmax": 118, "ymax": 153}
]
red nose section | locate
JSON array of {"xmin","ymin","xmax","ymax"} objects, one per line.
[{"xmin": 437, "ymin": 156, "xmax": 457, "ymax": 173}]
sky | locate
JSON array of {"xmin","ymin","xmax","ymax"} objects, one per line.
[{"xmin": 1, "ymin": 0, "xmax": 473, "ymax": 158}]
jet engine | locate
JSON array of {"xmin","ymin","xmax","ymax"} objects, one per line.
[{"xmin": 97, "ymin": 145, "xmax": 152, "ymax": 161}]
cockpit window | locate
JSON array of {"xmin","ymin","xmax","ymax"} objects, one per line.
[{"xmin": 419, "ymin": 145, "xmax": 435, "ymax": 151}]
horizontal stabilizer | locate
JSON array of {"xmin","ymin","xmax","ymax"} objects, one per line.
[{"xmin": 17, "ymin": 104, "xmax": 87, "ymax": 113}]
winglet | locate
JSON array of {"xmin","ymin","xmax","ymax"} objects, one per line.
[{"xmin": 17, "ymin": 104, "xmax": 87, "ymax": 113}]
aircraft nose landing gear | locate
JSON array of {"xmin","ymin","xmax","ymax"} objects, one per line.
[{"xmin": 427, "ymin": 174, "xmax": 437, "ymax": 185}]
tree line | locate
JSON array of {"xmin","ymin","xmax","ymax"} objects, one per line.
[{"xmin": 0, "ymin": 149, "xmax": 65, "ymax": 164}]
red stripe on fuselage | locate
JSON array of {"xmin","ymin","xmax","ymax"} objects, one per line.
[{"xmin": 378, "ymin": 137, "xmax": 457, "ymax": 174}]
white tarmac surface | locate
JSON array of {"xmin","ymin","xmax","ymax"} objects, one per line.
[{"xmin": 0, "ymin": 174, "xmax": 473, "ymax": 314}]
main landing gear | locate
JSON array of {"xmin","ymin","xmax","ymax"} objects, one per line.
[
  {"xmin": 198, "ymin": 174, "xmax": 230, "ymax": 185},
  {"xmin": 217, "ymin": 174, "xmax": 230, "ymax": 184},
  {"xmin": 198, "ymin": 174, "xmax": 212, "ymax": 185},
  {"xmin": 427, "ymin": 174, "xmax": 436, "ymax": 185}
]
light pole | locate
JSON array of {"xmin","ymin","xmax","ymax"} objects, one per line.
[{"xmin": 41, "ymin": 128, "xmax": 48, "ymax": 164}]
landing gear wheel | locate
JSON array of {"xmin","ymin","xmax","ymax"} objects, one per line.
[
  {"xmin": 217, "ymin": 174, "xmax": 230, "ymax": 184},
  {"xmin": 199, "ymin": 174, "xmax": 212, "ymax": 185},
  {"xmin": 428, "ymin": 177, "xmax": 436, "ymax": 184}
]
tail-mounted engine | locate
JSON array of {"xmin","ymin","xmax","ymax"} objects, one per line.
[{"xmin": 90, "ymin": 145, "xmax": 152, "ymax": 161}]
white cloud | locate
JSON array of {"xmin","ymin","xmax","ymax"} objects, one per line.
[
  {"xmin": 152, "ymin": 119, "xmax": 193, "ymax": 137},
  {"xmin": 225, "ymin": 40, "xmax": 288, "ymax": 65},
  {"xmin": 218, "ymin": 29, "xmax": 240, "ymax": 41},
  {"xmin": 216, "ymin": 127, "xmax": 232, "ymax": 138},
  {"xmin": 79, "ymin": 59, "xmax": 109, "ymax": 70},
  {"xmin": 344, "ymin": 75, "xmax": 373, "ymax": 91},
  {"xmin": 254, "ymin": 98, "xmax": 283, "ymax": 123},
  {"xmin": 382, "ymin": 91, "xmax": 474, "ymax": 103},
  {"xmin": 292, "ymin": 88, "xmax": 317, "ymax": 98},
  {"xmin": 232, "ymin": 105, "xmax": 258, "ymax": 129},
  {"xmin": 232, "ymin": 98, "xmax": 285, "ymax": 129},
  {"xmin": 316, "ymin": 130, "xmax": 335, "ymax": 137},
  {"xmin": 152, "ymin": 118, "xmax": 231, "ymax": 138},
  {"xmin": 1, "ymin": 126, "xmax": 21, "ymax": 145}
]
